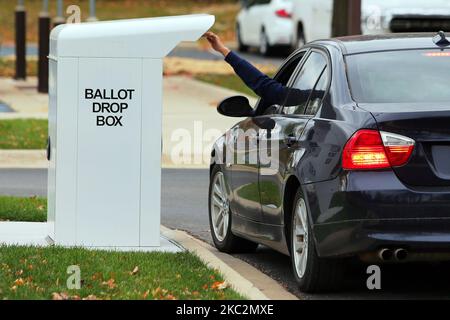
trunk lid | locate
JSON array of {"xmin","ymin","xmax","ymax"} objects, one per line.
[{"xmin": 359, "ymin": 102, "xmax": 450, "ymax": 187}]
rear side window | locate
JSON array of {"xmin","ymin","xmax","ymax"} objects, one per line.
[
  {"xmin": 283, "ymin": 51, "xmax": 327, "ymax": 115},
  {"xmin": 346, "ymin": 49, "xmax": 450, "ymax": 103},
  {"xmin": 305, "ymin": 67, "xmax": 328, "ymax": 115}
]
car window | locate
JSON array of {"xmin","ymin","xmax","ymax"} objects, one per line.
[
  {"xmin": 283, "ymin": 51, "xmax": 327, "ymax": 115},
  {"xmin": 304, "ymin": 67, "xmax": 328, "ymax": 115},
  {"xmin": 256, "ymin": 51, "xmax": 307, "ymax": 116}
]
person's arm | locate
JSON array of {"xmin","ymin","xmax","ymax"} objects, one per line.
[
  {"xmin": 204, "ymin": 32, "xmax": 288, "ymax": 106},
  {"xmin": 224, "ymin": 51, "xmax": 287, "ymax": 106}
]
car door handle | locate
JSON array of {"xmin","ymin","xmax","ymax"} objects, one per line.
[{"xmin": 285, "ymin": 135, "xmax": 298, "ymax": 147}]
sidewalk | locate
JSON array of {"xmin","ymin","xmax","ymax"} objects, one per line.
[{"xmin": 0, "ymin": 75, "xmax": 256, "ymax": 168}]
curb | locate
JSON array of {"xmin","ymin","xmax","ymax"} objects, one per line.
[
  {"xmin": 161, "ymin": 226, "xmax": 298, "ymax": 300},
  {"xmin": 0, "ymin": 150, "xmax": 48, "ymax": 169}
]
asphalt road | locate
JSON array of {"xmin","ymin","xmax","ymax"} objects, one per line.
[{"xmin": 2, "ymin": 168, "xmax": 450, "ymax": 300}]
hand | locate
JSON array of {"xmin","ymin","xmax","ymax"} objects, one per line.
[{"xmin": 204, "ymin": 31, "xmax": 231, "ymax": 57}]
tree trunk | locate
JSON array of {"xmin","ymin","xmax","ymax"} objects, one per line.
[{"xmin": 332, "ymin": 0, "xmax": 361, "ymax": 37}]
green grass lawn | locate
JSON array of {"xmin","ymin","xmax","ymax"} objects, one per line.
[
  {"xmin": 0, "ymin": 196, "xmax": 244, "ymax": 300},
  {"xmin": 0, "ymin": 196, "xmax": 46, "ymax": 222},
  {"xmin": 195, "ymin": 74, "xmax": 258, "ymax": 98},
  {"xmin": 0, "ymin": 247, "xmax": 243, "ymax": 300},
  {"xmin": 0, "ymin": 119, "xmax": 47, "ymax": 149}
]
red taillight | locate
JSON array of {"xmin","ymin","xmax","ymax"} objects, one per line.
[
  {"xmin": 275, "ymin": 9, "xmax": 292, "ymax": 18},
  {"xmin": 342, "ymin": 130, "xmax": 415, "ymax": 170}
]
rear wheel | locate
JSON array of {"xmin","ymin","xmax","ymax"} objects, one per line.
[
  {"xmin": 236, "ymin": 24, "xmax": 248, "ymax": 52},
  {"xmin": 259, "ymin": 29, "xmax": 273, "ymax": 56},
  {"xmin": 290, "ymin": 189, "xmax": 344, "ymax": 292},
  {"xmin": 209, "ymin": 166, "xmax": 258, "ymax": 253}
]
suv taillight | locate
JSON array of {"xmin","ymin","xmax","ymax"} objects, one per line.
[{"xmin": 342, "ymin": 130, "xmax": 415, "ymax": 170}]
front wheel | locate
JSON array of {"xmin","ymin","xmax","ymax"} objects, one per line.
[
  {"xmin": 209, "ymin": 166, "xmax": 258, "ymax": 253},
  {"xmin": 290, "ymin": 189, "xmax": 344, "ymax": 292}
]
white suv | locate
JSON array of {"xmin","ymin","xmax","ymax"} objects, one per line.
[
  {"xmin": 292, "ymin": 0, "xmax": 450, "ymax": 49},
  {"xmin": 236, "ymin": 0, "xmax": 293, "ymax": 55}
]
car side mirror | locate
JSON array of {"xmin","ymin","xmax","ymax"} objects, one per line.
[{"xmin": 217, "ymin": 96, "xmax": 254, "ymax": 118}]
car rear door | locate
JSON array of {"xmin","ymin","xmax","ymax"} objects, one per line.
[{"xmin": 258, "ymin": 49, "xmax": 329, "ymax": 224}]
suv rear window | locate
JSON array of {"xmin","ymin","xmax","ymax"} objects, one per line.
[{"xmin": 346, "ymin": 49, "xmax": 450, "ymax": 103}]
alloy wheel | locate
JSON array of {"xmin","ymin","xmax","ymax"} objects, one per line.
[
  {"xmin": 210, "ymin": 172, "xmax": 230, "ymax": 242},
  {"xmin": 292, "ymin": 197, "xmax": 309, "ymax": 278}
]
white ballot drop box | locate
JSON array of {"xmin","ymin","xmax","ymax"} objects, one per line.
[{"xmin": 47, "ymin": 14, "xmax": 214, "ymax": 247}]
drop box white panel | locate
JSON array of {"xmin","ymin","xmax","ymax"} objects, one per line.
[
  {"xmin": 76, "ymin": 58, "xmax": 142, "ymax": 246},
  {"xmin": 47, "ymin": 58, "xmax": 57, "ymax": 240},
  {"xmin": 47, "ymin": 14, "xmax": 215, "ymax": 249}
]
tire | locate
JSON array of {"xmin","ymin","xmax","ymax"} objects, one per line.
[
  {"xmin": 259, "ymin": 29, "xmax": 273, "ymax": 56},
  {"xmin": 209, "ymin": 165, "xmax": 258, "ymax": 253},
  {"xmin": 236, "ymin": 24, "xmax": 248, "ymax": 52},
  {"xmin": 290, "ymin": 188, "xmax": 344, "ymax": 292}
]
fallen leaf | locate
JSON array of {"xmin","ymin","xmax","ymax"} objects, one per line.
[
  {"xmin": 130, "ymin": 266, "xmax": 139, "ymax": 276},
  {"xmin": 83, "ymin": 295, "xmax": 99, "ymax": 300},
  {"xmin": 52, "ymin": 292, "xmax": 69, "ymax": 300},
  {"xmin": 102, "ymin": 278, "xmax": 117, "ymax": 289},
  {"xmin": 211, "ymin": 281, "xmax": 228, "ymax": 290},
  {"xmin": 152, "ymin": 287, "xmax": 162, "ymax": 298},
  {"xmin": 142, "ymin": 290, "xmax": 150, "ymax": 299},
  {"xmin": 13, "ymin": 278, "xmax": 25, "ymax": 286}
]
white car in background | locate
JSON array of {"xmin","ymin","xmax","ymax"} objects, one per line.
[
  {"xmin": 236, "ymin": 0, "xmax": 294, "ymax": 55},
  {"xmin": 292, "ymin": 0, "xmax": 450, "ymax": 48}
]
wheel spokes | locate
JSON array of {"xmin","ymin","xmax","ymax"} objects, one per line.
[
  {"xmin": 293, "ymin": 198, "xmax": 309, "ymax": 278},
  {"xmin": 210, "ymin": 172, "xmax": 230, "ymax": 242}
]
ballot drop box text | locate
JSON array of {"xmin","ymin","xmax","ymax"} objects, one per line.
[{"xmin": 47, "ymin": 15, "xmax": 214, "ymax": 247}]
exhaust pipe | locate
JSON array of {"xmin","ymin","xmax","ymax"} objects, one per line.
[
  {"xmin": 394, "ymin": 248, "xmax": 408, "ymax": 261},
  {"xmin": 378, "ymin": 248, "xmax": 393, "ymax": 261}
]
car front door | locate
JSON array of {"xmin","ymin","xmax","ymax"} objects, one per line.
[
  {"xmin": 229, "ymin": 50, "xmax": 307, "ymax": 223},
  {"xmin": 258, "ymin": 49, "xmax": 329, "ymax": 225}
]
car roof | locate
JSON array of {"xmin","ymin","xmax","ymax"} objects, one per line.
[{"xmin": 313, "ymin": 33, "xmax": 446, "ymax": 55}]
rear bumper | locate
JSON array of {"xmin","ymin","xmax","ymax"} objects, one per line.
[
  {"xmin": 314, "ymin": 218, "xmax": 450, "ymax": 258},
  {"xmin": 305, "ymin": 171, "xmax": 450, "ymax": 258}
]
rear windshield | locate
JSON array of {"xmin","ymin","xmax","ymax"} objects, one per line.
[{"xmin": 346, "ymin": 49, "xmax": 450, "ymax": 103}]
